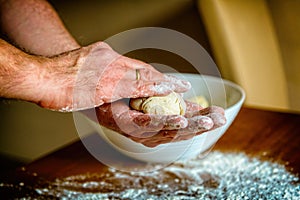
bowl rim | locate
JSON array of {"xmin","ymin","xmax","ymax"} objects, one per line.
[{"xmin": 166, "ymin": 73, "xmax": 246, "ymax": 110}]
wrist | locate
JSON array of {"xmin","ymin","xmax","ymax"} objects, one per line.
[
  {"xmin": 0, "ymin": 38, "xmax": 83, "ymax": 111},
  {"xmin": 33, "ymin": 50, "xmax": 80, "ymax": 110}
]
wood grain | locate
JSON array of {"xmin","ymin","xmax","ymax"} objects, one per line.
[
  {"xmin": 214, "ymin": 107, "xmax": 300, "ymax": 174},
  {"xmin": 4, "ymin": 107, "xmax": 300, "ymax": 184}
]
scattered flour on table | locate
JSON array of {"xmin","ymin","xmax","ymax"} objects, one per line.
[
  {"xmin": 35, "ymin": 151, "xmax": 300, "ymax": 199},
  {"xmin": 2, "ymin": 151, "xmax": 299, "ymax": 199}
]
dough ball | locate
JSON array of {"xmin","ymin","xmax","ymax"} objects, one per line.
[
  {"xmin": 188, "ymin": 96, "xmax": 209, "ymax": 108},
  {"xmin": 130, "ymin": 92, "xmax": 186, "ymax": 115}
]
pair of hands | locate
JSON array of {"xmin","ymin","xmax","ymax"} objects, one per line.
[{"xmin": 37, "ymin": 42, "xmax": 226, "ymax": 147}]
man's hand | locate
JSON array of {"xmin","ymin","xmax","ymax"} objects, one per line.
[
  {"xmin": 34, "ymin": 42, "xmax": 191, "ymax": 111},
  {"xmin": 94, "ymin": 99, "xmax": 226, "ymax": 147}
]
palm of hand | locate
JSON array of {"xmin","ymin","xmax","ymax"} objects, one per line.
[{"xmin": 95, "ymin": 100, "xmax": 226, "ymax": 147}]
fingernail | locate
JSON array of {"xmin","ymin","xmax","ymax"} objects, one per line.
[
  {"xmin": 164, "ymin": 117, "xmax": 188, "ymax": 130},
  {"xmin": 188, "ymin": 116, "xmax": 213, "ymax": 132},
  {"xmin": 209, "ymin": 113, "xmax": 226, "ymax": 126}
]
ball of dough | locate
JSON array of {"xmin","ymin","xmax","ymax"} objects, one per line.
[{"xmin": 130, "ymin": 92, "xmax": 186, "ymax": 115}]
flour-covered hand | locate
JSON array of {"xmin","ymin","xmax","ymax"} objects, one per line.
[
  {"xmin": 33, "ymin": 42, "xmax": 190, "ymax": 111},
  {"xmin": 93, "ymin": 99, "xmax": 226, "ymax": 147}
]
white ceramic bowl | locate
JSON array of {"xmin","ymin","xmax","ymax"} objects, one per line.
[{"xmin": 88, "ymin": 74, "xmax": 245, "ymax": 163}]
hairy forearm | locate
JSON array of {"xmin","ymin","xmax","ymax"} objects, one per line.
[
  {"xmin": 0, "ymin": 38, "xmax": 78, "ymax": 105},
  {"xmin": 0, "ymin": 38, "xmax": 43, "ymax": 101},
  {"xmin": 0, "ymin": 0, "xmax": 80, "ymax": 56}
]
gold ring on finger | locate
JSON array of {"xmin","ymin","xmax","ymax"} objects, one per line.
[{"xmin": 136, "ymin": 69, "xmax": 141, "ymax": 81}]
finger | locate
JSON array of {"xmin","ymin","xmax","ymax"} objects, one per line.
[
  {"xmin": 110, "ymin": 110, "xmax": 226, "ymax": 148},
  {"xmin": 136, "ymin": 113, "xmax": 225, "ymax": 147},
  {"xmin": 182, "ymin": 116, "xmax": 214, "ymax": 134},
  {"xmin": 133, "ymin": 114, "xmax": 188, "ymax": 130},
  {"xmin": 127, "ymin": 116, "xmax": 212, "ymax": 148},
  {"xmin": 163, "ymin": 115, "xmax": 188, "ymax": 130},
  {"xmin": 130, "ymin": 63, "xmax": 191, "ymax": 92},
  {"xmin": 207, "ymin": 112, "xmax": 226, "ymax": 127},
  {"xmin": 184, "ymin": 106, "xmax": 225, "ymax": 133},
  {"xmin": 96, "ymin": 104, "xmax": 153, "ymax": 138},
  {"xmin": 131, "ymin": 62, "xmax": 191, "ymax": 92},
  {"xmin": 132, "ymin": 81, "xmax": 176, "ymax": 97},
  {"xmin": 163, "ymin": 75, "xmax": 191, "ymax": 93},
  {"xmin": 184, "ymin": 101, "xmax": 204, "ymax": 118},
  {"xmin": 128, "ymin": 130, "xmax": 179, "ymax": 148},
  {"xmin": 130, "ymin": 67, "xmax": 190, "ymax": 94},
  {"xmin": 132, "ymin": 74, "xmax": 191, "ymax": 95},
  {"xmin": 95, "ymin": 100, "xmax": 181, "ymax": 138},
  {"xmin": 135, "ymin": 67, "xmax": 166, "ymax": 82},
  {"xmin": 121, "ymin": 67, "xmax": 165, "ymax": 83},
  {"xmin": 95, "ymin": 101, "xmax": 125, "ymax": 130},
  {"xmin": 130, "ymin": 79, "xmax": 190, "ymax": 99},
  {"xmin": 130, "ymin": 127, "xmax": 199, "ymax": 148},
  {"xmin": 95, "ymin": 100, "xmax": 170, "ymax": 137},
  {"xmin": 186, "ymin": 105, "xmax": 225, "ymax": 118}
]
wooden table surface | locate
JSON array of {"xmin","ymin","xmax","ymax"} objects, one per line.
[{"xmin": 2, "ymin": 107, "xmax": 300, "ymax": 198}]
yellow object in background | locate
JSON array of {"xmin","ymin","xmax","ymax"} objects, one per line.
[
  {"xmin": 188, "ymin": 96, "xmax": 209, "ymax": 108},
  {"xmin": 198, "ymin": 0, "xmax": 300, "ymax": 113}
]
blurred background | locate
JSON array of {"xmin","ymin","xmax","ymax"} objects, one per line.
[{"xmin": 1, "ymin": 0, "xmax": 299, "ymax": 174}]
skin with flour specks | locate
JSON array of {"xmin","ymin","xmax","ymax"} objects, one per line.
[{"xmin": 96, "ymin": 100, "xmax": 226, "ymax": 147}]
